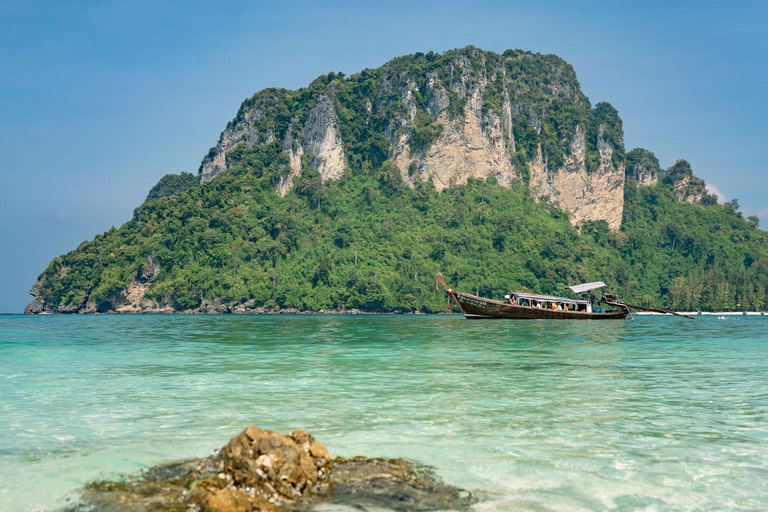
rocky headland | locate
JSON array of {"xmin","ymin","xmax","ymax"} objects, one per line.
[{"xmin": 64, "ymin": 425, "xmax": 473, "ymax": 512}]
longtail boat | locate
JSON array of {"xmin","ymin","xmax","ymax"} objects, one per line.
[{"xmin": 435, "ymin": 273, "xmax": 694, "ymax": 320}]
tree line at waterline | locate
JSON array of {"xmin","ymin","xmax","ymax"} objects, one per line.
[{"xmin": 32, "ymin": 157, "xmax": 768, "ymax": 313}]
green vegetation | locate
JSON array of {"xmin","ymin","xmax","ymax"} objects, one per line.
[
  {"xmin": 409, "ymin": 111, "xmax": 443, "ymax": 154},
  {"xmin": 620, "ymin": 179, "xmax": 767, "ymax": 310},
  {"xmin": 662, "ymin": 159, "xmax": 716, "ymax": 205},
  {"xmin": 34, "ymin": 152, "xmax": 768, "ymax": 312},
  {"xmin": 30, "ymin": 47, "xmax": 768, "ymax": 313},
  {"xmin": 331, "ymin": 47, "xmax": 617, "ymax": 180},
  {"xmin": 625, "ymin": 148, "xmax": 661, "ymax": 183},
  {"xmin": 143, "ymin": 172, "xmax": 198, "ymax": 202}
]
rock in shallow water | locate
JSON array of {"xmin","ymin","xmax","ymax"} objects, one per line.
[
  {"xmin": 64, "ymin": 425, "xmax": 473, "ymax": 511},
  {"xmin": 297, "ymin": 456, "xmax": 474, "ymax": 512}
]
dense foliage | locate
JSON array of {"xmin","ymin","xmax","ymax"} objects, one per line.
[
  {"xmin": 620, "ymin": 181, "xmax": 767, "ymax": 310},
  {"xmin": 35, "ymin": 152, "xmax": 768, "ymax": 312},
  {"xmin": 625, "ymin": 148, "xmax": 661, "ymax": 182},
  {"xmin": 143, "ymin": 172, "xmax": 198, "ymax": 202},
  {"xmin": 30, "ymin": 47, "xmax": 768, "ymax": 313}
]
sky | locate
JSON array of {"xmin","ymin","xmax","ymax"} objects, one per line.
[{"xmin": 1, "ymin": 0, "xmax": 767, "ymax": 313}]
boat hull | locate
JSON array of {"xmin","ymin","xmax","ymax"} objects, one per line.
[{"xmin": 452, "ymin": 292, "xmax": 628, "ymax": 320}]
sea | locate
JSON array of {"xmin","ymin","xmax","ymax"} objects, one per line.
[{"xmin": 1, "ymin": 314, "xmax": 767, "ymax": 511}]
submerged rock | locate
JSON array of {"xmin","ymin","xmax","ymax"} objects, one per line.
[
  {"xmin": 298, "ymin": 456, "xmax": 474, "ymax": 512},
  {"xmin": 65, "ymin": 425, "xmax": 473, "ymax": 512}
]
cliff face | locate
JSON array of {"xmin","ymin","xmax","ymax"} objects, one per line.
[
  {"xmin": 528, "ymin": 125, "xmax": 625, "ymax": 231},
  {"xmin": 662, "ymin": 159, "xmax": 712, "ymax": 205},
  {"xmin": 392, "ymin": 87, "xmax": 517, "ymax": 189},
  {"xmin": 625, "ymin": 148, "xmax": 660, "ymax": 187},
  {"xmin": 29, "ymin": 46, "xmax": 744, "ymax": 315},
  {"xmin": 199, "ymin": 101, "xmax": 267, "ymax": 183},
  {"xmin": 197, "ymin": 47, "xmax": 630, "ymax": 229}
]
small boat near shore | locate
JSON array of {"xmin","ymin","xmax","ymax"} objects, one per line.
[{"xmin": 435, "ymin": 273, "xmax": 693, "ymax": 320}]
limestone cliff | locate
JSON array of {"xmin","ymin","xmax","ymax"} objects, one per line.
[
  {"xmin": 199, "ymin": 100, "xmax": 268, "ymax": 183},
  {"xmin": 392, "ymin": 88, "xmax": 518, "ymax": 190},
  {"xmin": 625, "ymin": 148, "xmax": 660, "ymax": 186},
  {"xmin": 198, "ymin": 47, "xmax": 635, "ymax": 230},
  {"xmin": 275, "ymin": 119, "xmax": 304, "ymax": 196},
  {"xmin": 302, "ymin": 94, "xmax": 346, "ymax": 183},
  {"xmin": 664, "ymin": 159, "xmax": 711, "ymax": 204},
  {"xmin": 201, "ymin": 91, "xmax": 345, "ymax": 194},
  {"xmin": 528, "ymin": 125, "xmax": 626, "ymax": 231}
]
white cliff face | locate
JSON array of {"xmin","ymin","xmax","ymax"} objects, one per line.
[
  {"xmin": 426, "ymin": 72, "xmax": 450, "ymax": 118},
  {"xmin": 672, "ymin": 175, "xmax": 705, "ymax": 204},
  {"xmin": 301, "ymin": 94, "xmax": 346, "ymax": 183},
  {"xmin": 200, "ymin": 107, "xmax": 264, "ymax": 183},
  {"xmin": 276, "ymin": 122, "xmax": 304, "ymax": 197},
  {"xmin": 201, "ymin": 93, "xmax": 346, "ymax": 192},
  {"xmin": 393, "ymin": 81, "xmax": 624, "ymax": 229},
  {"xmin": 393, "ymin": 89, "xmax": 517, "ymax": 190},
  {"xmin": 530, "ymin": 125, "xmax": 625, "ymax": 230},
  {"xmin": 501, "ymin": 96, "xmax": 516, "ymax": 153},
  {"xmin": 634, "ymin": 167, "xmax": 659, "ymax": 187}
]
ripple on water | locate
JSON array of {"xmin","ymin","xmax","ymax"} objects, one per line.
[{"xmin": 0, "ymin": 314, "xmax": 767, "ymax": 510}]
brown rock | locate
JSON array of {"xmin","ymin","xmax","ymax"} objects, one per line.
[
  {"xmin": 309, "ymin": 441, "xmax": 331, "ymax": 461},
  {"xmin": 206, "ymin": 487, "xmax": 253, "ymax": 512},
  {"xmin": 67, "ymin": 425, "xmax": 473, "ymax": 511},
  {"xmin": 220, "ymin": 425, "xmax": 331, "ymax": 502}
]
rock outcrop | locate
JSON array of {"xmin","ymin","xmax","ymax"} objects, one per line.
[
  {"xmin": 529, "ymin": 125, "xmax": 626, "ymax": 231},
  {"xmin": 201, "ymin": 94, "xmax": 346, "ymax": 191},
  {"xmin": 664, "ymin": 159, "xmax": 709, "ymax": 204},
  {"xmin": 200, "ymin": 102, "xmax": 268, "ymax": 183},
  {"xmin": 27, "ymin": 255, "xmax": 177, "ymax": 314},
  {"xmin": 393, "ymin": 88, "xmax": 518, "ymax": 190},
  {"xmin": 196, "ymin": 47, "xmax": 631, "ymax": 229},
  {"xmin": 68, "ymin": 425, "xmax": 473, "ymax": 511},
  {"xmin": 625, "ymin": 148, "xmax": 661, "ymax": 186},
  {"xmin": 143, "ymin": 172, "xmax": 198, "ymax": 202},
  {"xmin": 300, "ymin": 94, "xmax": 346, "ymax": 183},
  {"xmin": 219, "ymin": 425, "xmax": 332, "ymax": 503},
  {"xmin": 275, "ymin": 120, "xmax": 304, "ymax": 196}
]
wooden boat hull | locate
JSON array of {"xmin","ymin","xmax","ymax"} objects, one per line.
[{"xmin": 452, "ymin": 291, "xmax": 628, "ymax": 320}]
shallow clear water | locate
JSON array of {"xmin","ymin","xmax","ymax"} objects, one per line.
[{"xmin": 1, "ymin": 314, "xmax": 767, "ymax": 510}]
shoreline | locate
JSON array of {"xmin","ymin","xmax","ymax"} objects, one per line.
[
  {"xmin": 22, "ymin": 308, "xmax": 455, "ymax": 315},
  {"xmin": 635, "ymin": 311, "xmax": 767, "ymax": 316},
  {"xmin": 17, "ymin": 309, "xmax": 768, "ymax": 316}
]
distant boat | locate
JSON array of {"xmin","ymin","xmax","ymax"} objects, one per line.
[
  {"xmin": 435, "ymin": 274, "xmax": 693, "ymax": 320},
  {"xmin": 24, "ymin": 305, "xmax": 54, "ymax": 315}
]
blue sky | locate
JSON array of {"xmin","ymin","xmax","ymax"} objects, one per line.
[{"xmin": 1, "ymin": 0, "xmax": 766, "ymax": 312}]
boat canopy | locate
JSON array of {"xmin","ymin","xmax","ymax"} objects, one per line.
[
  {"xmin": 511, "ymin": 292, "xmax": 589, "ymax": 305},
  {"xmin": 568, "ymin": 281, "xmax": 607, "ymax": 294}
]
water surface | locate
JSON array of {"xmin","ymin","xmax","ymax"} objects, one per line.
[{"xmin": 1, "ymin": 314, "xmax": 766, "ymax": 510}]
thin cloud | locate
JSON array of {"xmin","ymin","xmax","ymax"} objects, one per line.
[
  {"xmin": 705, "ymin": 183, "xmax": 727, "ymax": 204},
  {"xmin": 742, "ymin": 206, "xmax": 768, "ymax": 218},
  {"xmin": 741, "ymin": 206, "xmax": 768, "ymax": 229}
]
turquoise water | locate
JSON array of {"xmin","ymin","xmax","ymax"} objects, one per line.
[{"xmin": 1, "ymin": 314, "xmax": 767, "ymax": 511}]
